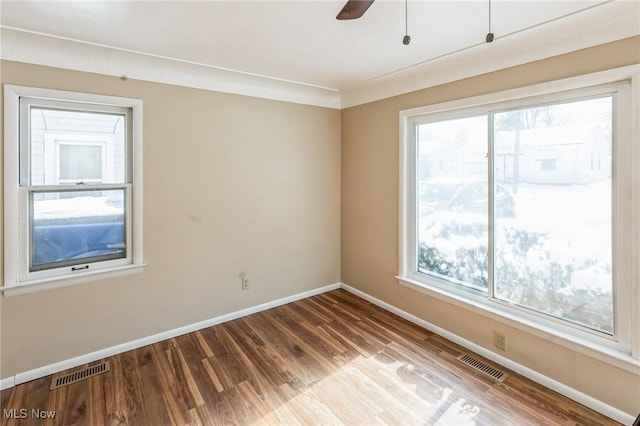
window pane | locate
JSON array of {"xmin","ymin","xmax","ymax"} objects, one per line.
[
  {"xmin": 493, "ymin": 97, "xmax": 613, "ymax": 334},
  {"xmin": 59, "ymin": 144, "xmax": 103, "ymax": 181},
  {"xmin": 29, "ymin": 107, "xmax": 126, "ymax": 185},
  {"xmin": 417, "ymin": 115, "xmax": 489, "ymax": 291},
  {"xmin": 31, "ymin": 189, "xmax": 126, "ymax": 271}
]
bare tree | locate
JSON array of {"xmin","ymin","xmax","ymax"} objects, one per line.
[{"xmin": 495, "ymin": 106, "xmax": 559, "ymax": 194}]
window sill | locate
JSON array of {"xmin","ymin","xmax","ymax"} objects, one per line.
[
  {"xmin": 1, "ymin": 263, "xmax": 146, "ymax": 296},
  {"xmin": 396, "ymin": 275, "xmax": 640, "ymax": 375}
]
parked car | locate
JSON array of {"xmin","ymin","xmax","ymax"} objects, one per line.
[
  {"xmin": 31, "ymin": 193, "xmax": 126, "ymax": 270},
  {"xmin": 32, "ymin": 218, "xmax": 125, "ymax": 270},
  {"xmin": 419, "ymin": 179, "xmax": 515, "ymax": 218}
]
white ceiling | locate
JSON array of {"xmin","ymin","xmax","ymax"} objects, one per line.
[{"xmin": 1, "ymin": 1, "xmax": 639, "ymax": 107}]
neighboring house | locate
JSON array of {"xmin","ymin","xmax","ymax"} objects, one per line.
[
  {"xmin": 495, "ymin": 124, "xmax": 611, "ymax": 185},
  {"xmin": 30, "ymin": 108, "xmax": 125, "ymax": 187},
  {"xmin": 420, "ymin": 123, "xmax": 610, "ymax": 185}
]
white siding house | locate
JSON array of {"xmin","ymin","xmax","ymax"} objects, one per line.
[
  {"xmin": 495, "ymin": 124, "xmax": 610, "ymax": 185},
  {"xmin": 29, "ymin": 108, "xmax": 125, "ymax": 186}
]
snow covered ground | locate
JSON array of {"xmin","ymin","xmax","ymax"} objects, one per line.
[
  {"xmin": 33, "ymin": 191, "xmax": 124, "ymax": 222},
  {"xmin": 419, "ymin": 180, "xmax": 613, "ymax": 332}
]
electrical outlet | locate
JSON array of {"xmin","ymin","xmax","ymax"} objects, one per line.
[
  {"xmin": 239, "ymin": 272, "xmax": 249, "ymax": 290},
  {"xmin": 494, "ymin": 331, "xmax": 507, "ymax": 351}
]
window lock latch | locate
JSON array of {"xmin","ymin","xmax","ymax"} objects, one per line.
[{"xmin": 71, "ymin": 265, "xmax": 89, "ymax": 272}]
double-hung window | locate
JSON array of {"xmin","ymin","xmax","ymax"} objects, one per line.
[
  {"xmin": 3, "ymin": 85, "xmax": 143, "ymax": 294},
  {"xmin": 399, "ymin": 66, "xmax": 639, "ymax": 365}
]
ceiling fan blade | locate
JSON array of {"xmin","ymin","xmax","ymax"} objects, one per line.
[{"xmin": 336, "ymin": 0, "xmax": 375, "ymax": 20}]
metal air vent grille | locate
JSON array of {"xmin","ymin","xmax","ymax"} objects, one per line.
[
  {"xmin": 50, "ymin": 361, "xmax": 110, "ymax": 390},
  {"xmin": 456, "ymin": 354, "xmax": 507, "ymax": 382}
]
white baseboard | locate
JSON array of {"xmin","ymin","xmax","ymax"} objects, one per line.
[
  {"xmin": 2, "ymin": 280, "xmax": 634, "ymax": 424},
  {"xmin": 340, "ymin": 283, "xmax": 635, "ymax": 425},
  {"xmin": 0, "ymin": 377, "xmax": 15, "ymax": 391},
  {"xmin": 1, "ymin": 282, "xmax": 341, "ymax": 390}
]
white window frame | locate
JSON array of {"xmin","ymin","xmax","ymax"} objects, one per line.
[
  {"xmin": 398, "ymin": 65, "xmax": 640, "ymax": 374},
  {"xmin": 3, "ymin": 85, "xmax": 144, "ymax": 295},
  {"xmin": 45, "ymin": 133, "xmax": 115, "ymax": 185}
]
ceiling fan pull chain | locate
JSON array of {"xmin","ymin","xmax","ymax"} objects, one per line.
[
  {"xmin": 403, "ymin": 0, "xmax": 411, "ymax": 45},
  {"xmin": 486, "ymin": 0, "xmax": 494, "ymax": 43}
]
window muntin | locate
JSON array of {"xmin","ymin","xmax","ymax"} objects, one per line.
[
  {"xmin": 3, "ymin": 86, "xmax": 142, "ymax": 291},
  {"xmin": 400, "ymin": 73, "xmax": 636, "ymax": 360}
]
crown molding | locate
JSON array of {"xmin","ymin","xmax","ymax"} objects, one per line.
[
  {"xmin": 0, "ymin": 27, "xmax": 342, "ymax": 109},
  {"xmin": 1, "ymin": 1, "xmax": 638, "ymax": 110},
  {"xmin": 340, "ymin": 0, "xmax": 640, "ymax": 108}
]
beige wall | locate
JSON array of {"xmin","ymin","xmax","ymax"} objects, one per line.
[
  {"xmin": 341, "ymin": 36, "xmax": 640, "ymax": 415},
  {"xmin": 0, "ymin": 61, "xmax": 341, "ymax": 377},
  {"xmin": 2, "ymin": 34, "xmax": 639, "ymax": 417}
]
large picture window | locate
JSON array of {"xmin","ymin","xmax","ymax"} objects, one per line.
[
  {"xmin": 399, "ymin": 67, "xmax": 639, "ymax": 364},
  {"xmin": 3, "ymin": 86, "xmax": 144, "ymax": 294}
]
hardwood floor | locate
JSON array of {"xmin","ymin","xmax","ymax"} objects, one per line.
[{"xmin": 1, "ymin": 289, "xmax": 619, "ymax": 425}]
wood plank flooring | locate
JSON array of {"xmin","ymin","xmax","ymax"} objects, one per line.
[{"xmin": 1, "ymin": 289, "xmax": 620, "ymax": 425}]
